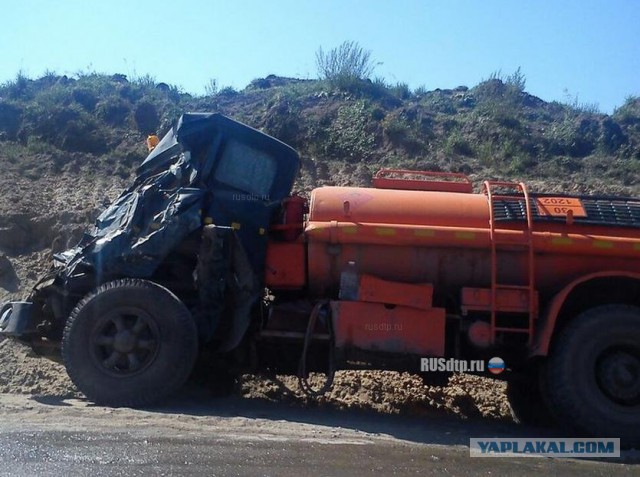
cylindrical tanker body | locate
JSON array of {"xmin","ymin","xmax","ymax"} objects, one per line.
[
  {"xmin": 305, "ymin": 186, "xmax": 640, "ymax": 302},
  {"xmin": 300, "ymin": 178, "xmax": 640, "ymax": 447}
]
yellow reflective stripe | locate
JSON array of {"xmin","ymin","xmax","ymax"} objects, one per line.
[
  {"xmin": 592, "ymin": 240, "xmax": 613, "ymax": 249},
  {"xmin": 231, "ymin": 222, "xmax": 241, "ymax": 230},
  {"xmin": 305, "ymin": 226, "xmax": 327, "ymax": 236},
  {"xmin": 454, "ymin": 231, "xmax": 476, "ymax": 240},
  {"xmin": 375, "ymin": 227, "xmax": 396, "ymax": 236},
  {"xmin": 552, "ymin": 237, "xmax": 573, "ymax": 246},
  {"xmin": 204, "ymin": 217, "xmax": 213, "ymax": 225},
  {"xmin": 634, "ymin": 243, "xmax": 640, "ymax": 251},
  {"xmin": 343, "ymin": 226, "xmax": 358, "ymax": 235},
  {"xmin": 414, "ymin": 229, "xmax": 436, "ymax": 237}
]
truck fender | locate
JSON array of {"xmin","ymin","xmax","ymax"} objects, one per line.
[{"xmin": 530, "ymin": 270, "xmax": 640, "ymax": 357}]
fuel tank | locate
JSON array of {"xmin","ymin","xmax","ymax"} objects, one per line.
[
  {"xmin": 304, "ymin": 185, "xmax": 640, "ymax": 297},
  {"xmin": 309, "ymin": 186, "xmax": 490, "ymax": 229}
]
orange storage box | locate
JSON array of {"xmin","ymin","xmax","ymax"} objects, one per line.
[
  {"xmin": 331, "ymin": 301, "xmax": 445, "ymax": 356},
  {"xmin": 357, "ymin": 274, "xmax": 433, "ymax": 310}
]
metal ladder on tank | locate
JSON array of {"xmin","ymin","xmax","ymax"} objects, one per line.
[{"xmin": 483, "ymin": 181, "xmax": 537, "ymax": 345}]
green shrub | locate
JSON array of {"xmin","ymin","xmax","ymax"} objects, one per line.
[
  {"xmin": 96, "ymin": 97, "xmax": 131, "ymax": 126},
  {"xmin": 444, "ymin": 130, "xmax": 474, "ymax": 157},
  {"xmin": 599, "ymin": 117, "xmax": 627, "ymax": 153},
  {"xmin": 389, "ymin": 82, "xmax": 411, "ymax": 100},
  {"xmin": 382, "ymin": 114, "xmax": 410, "ymax": 144},
  {"xmin": 414, "ymin": 85, "xmax": 428, "ymax": 97},
  {"xmin": 316, "ymin": 41, "xmax": 377, "ymax": 89},
  {"xmin": 508, "ymin": 154, "xmax": 537, "ymax": 174},
  {"xmin": 134, "ymin": 101, "xmax": 160, "ymax": 134},
  {"xmin": 613, "ymin": 96, "xmax": 640, "ymax": 126},
  {"xmin": 324, "ymin": 100, "xmax": 376, "ymax": 161},
  {"xmin": 75, "ymin": 73, "xmax": 121, "ymax": 98},
  {"xmin": 263, "ymin": 95, "xmax": 300, "ymax": 146},
  {"xmin": 547, "ymin": 114, "xmax": 600, "ymax": 157},
  {"xmin": 218, "ymin": 86, "xmax": 238, "ymax": 97},
  {"xmin": 72, "ymin": 88, "xmax": 99, "ymax": 111},
  {"xmin": 1, "ymin": 71, "xmax": 32, "ymax": 100},
  {"xmin": 0, "ymin": 102, "xmax": 22, "ymax": 140},
  {"xmin": 204, "ymin": 78, "xmax": 219, "ymax": 96},
  {"xmin": 420, "ymin": 91, "xmax": 456, "ymax": 114},
  {"xmin": 60, "ymin": 117, "xmax": 105, "ymax": 153},
  {"xmin": 473, "ymin": 68, "xmax": 527, "ymax": 125},
  {"xmin": 131, "ymin": 74, "xmax": 156, "ymax": 89},
  {"xmin": 563, "ymin": 89, "xmax": 600, "ymax": 114}
]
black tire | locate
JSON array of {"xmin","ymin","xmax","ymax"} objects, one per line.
[
  {"xmin": 544, "ymin": 304, "xmax": 640, "ymax": 448},
  {"xmin": 506, "ymin": 367, "xmax": 554, "ymax": 426},
  {"xmin": 62, "ymin": 278, "xmax": 198, "ymax": 407}
]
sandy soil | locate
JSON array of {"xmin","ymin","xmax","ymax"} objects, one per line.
[
  {"xmin": 0, "ymin": 337, "xmax": 511, "ymax": 428},
  {"xmin": 0, "ymin": 168, "xmax": 127, "ymax": 304}
]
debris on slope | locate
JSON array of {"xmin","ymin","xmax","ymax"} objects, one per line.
[
  {"xmin": 239, "ymin": 371, "xmax": 512, "ymax": 421},
  {"xmin": 0, "ymin": 337, "xmax": 511, "ymax": 421}
]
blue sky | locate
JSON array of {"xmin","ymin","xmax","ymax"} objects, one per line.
[{"xmin": 1, "ymin": 0, "xmax": 638, "ymax": 112}]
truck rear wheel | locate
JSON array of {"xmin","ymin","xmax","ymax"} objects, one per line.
[
  {"xmin": 62, "ymin": 279, "xmax": 198, "ymax": 407},
  {"xmin": 545, "ymin": 304, "xmax": 640, "ymax": 447},
  {"xmin": 506, "ymin": 366, "xmax": 554, "ymax": 426}
]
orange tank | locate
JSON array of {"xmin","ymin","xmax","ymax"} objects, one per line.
[{"xmin": 304, "ymin": 179, "xmax": 640, "ymax": 303}]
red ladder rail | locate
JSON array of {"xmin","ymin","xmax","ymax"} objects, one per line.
[{"xmin": 483, "ymin": 180, "xmax": 537, "ymax": 345}]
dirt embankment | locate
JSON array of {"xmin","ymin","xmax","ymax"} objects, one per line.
[
  {"xmin": 0, "ymin": 340, "xmax": 79, "ymax": 397},
  {"xmin": 0, "ymin": 168, "xmax": 127, "ymax": 304},
  {"xmin": 239, "ymin": 371, "xmax": 510, "ymax": 420},
  {"xmin": 0, "ymin": 338, "xmax": 511, "ymax": 422}
]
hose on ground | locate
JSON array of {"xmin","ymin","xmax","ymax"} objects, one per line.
[{"xmin": 297, "ymin": 299, "xmax": 335, "ymax": 397}]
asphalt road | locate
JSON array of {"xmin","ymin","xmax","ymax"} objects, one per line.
[{"xmin": 0, "ymin": 393, "xmax": 637, "ymax": 476}]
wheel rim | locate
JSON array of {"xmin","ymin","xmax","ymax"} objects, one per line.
[
  {"xmin": 595, "ymin": 347, "xmax": 640, "ymax": 406},
  {"xmin": 90, "ymin": 307, "xmax": 160, "ymax": 377}
]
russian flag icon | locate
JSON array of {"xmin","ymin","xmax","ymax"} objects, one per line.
[{"xmin": 488, "ymin": 357, "xmax": 505, "ymax": 374}]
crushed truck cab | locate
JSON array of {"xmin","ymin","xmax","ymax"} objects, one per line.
[
  {"xmin": 2, "ymin": 113, "xmax": 640, "ymax": 447},
  {"xmin": 1, "ymin": 113, "xmax": 299, "ymax": 345}
]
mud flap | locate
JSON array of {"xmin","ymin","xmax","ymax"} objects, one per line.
[
  {"xmin": 195, "ymin": 225, "xmax": 260, "ymax": 351},
  {"xmin": 0, "ymin": 302, "xmax": 35, "ymax": 337}
]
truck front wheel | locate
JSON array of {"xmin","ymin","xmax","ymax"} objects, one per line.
[
  {"xmin": 545, "ymin": 304, "xmax": 640, "ymax": 448},
  {"xmin": 62, "ymin": 279, "xmax": 198, "ymax": 407}
]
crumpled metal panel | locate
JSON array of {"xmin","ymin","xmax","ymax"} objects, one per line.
[
  {"xmin": 52, "ymin": 112, "xmax": 300, "ymax": 288},
  {"xmin": 59, "ymin": 148, "xmax": 205, "ymax": 279}
]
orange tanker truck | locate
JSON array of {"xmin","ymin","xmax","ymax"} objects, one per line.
[{"xmin": 1, "ymin": 113, "xmax": 639, "ymax": 446}]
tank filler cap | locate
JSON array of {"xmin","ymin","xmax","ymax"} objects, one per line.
[{"xmin": 343, "ymin": 200, "xmax": 351, "ymax": 216}]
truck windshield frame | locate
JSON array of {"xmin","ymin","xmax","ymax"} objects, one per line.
[{"xmin": 214, "ymin": 137, "xmax": 277, "ymax": 198}]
